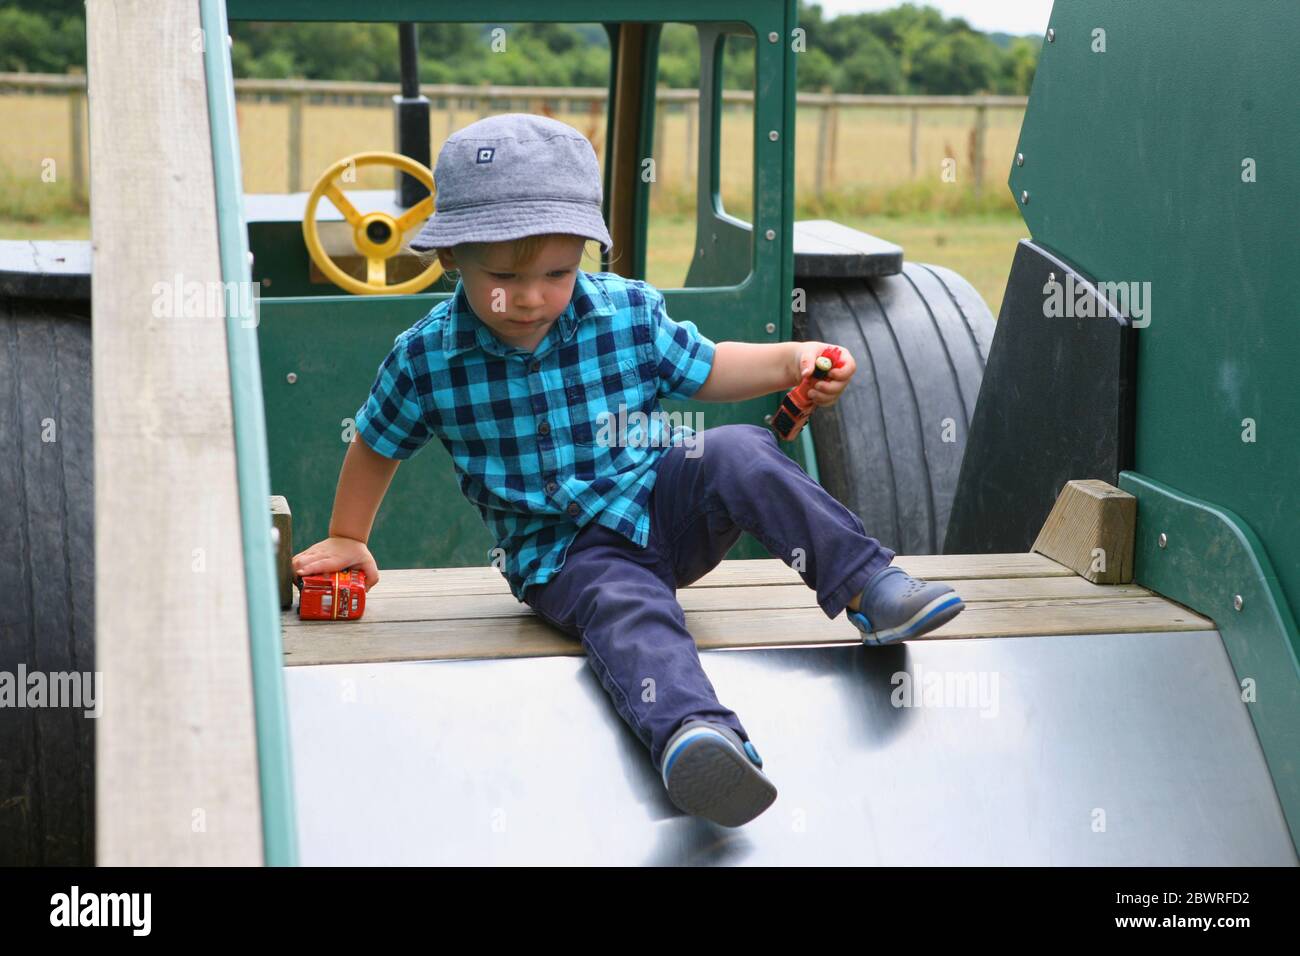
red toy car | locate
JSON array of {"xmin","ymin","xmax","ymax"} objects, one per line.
[{"xmin": 296, "ymin": 569, "xmax": 367, "ymax": 621}]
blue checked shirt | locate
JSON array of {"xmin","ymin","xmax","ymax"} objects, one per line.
[{"xmin": 353, "ymin": 269, "xmax": 717, "ymax": 601}]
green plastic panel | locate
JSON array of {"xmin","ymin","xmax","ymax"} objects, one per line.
[
  {"xmin": 1122, "ymin": 471, "xmax": 1300, "ymax": 855},
  {"xmin": 1012, "ymin": 1, "xmax": 1300, "ymax": 622},
  {"xmin": 201, "ymin": 0, "xmax": 298, "ymax": 865}
]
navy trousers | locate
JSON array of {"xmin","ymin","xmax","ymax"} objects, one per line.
[{"xmin": 523, "ymin": 424, "xmax": 895, "ymax": 770}]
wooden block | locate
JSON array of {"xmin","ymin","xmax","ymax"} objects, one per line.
[
  {"xmin": 1032, "ymin": 479, "xmax": 1136, "ymax": 583},
  {"xmin": 270, "ymin": 496, "xmax": 293, "ymax": 610}
]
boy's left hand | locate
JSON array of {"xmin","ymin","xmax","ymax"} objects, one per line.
[{"xmin": 793, "ymin": 341, "xmax": 856, "ymax": 408}]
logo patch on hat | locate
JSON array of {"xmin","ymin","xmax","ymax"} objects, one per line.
[{"xmin": 476, "ymin": 147, "xmax": 495, "ymax": 164}]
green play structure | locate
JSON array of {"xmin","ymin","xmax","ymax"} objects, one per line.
[{"xmin": 2, "ymin": 0, "xmax": 1295, "ymax": 866}]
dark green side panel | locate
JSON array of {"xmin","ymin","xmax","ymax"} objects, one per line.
[
  {"xmin": 1015, "ymin": 1, "xmax": 1299, "ymax": 853},
  {"xmin": 1012, "ymin": 1, "xmax": 1300, "ymax": 620}
]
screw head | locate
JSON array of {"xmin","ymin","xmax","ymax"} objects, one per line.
[
  {"xmin": 1020, "ymin": 190, "xmax": 1030, "ymax": 204},
  {"xmin": 1158, "ymin": 532, "xmax": 1168, "ymax": 549},
  {"xmin": 765, "ymin": 228, "xmax": 776, "ymax": 240},
  {"xmin": 1047, "ymin": 28, "xmax": 1055, "ymax": 42},
  {"xmin": 768, "ymin": 129, "xmax": 779, "ymax": 141},
  {"xmin": 768, "ymin": 31, "xmax": 779, "ymax": 43},
  {"xmin": 765, "ymin": 322, "xmax": 776, "ymax": 334},
  {"xmin": 1233, "ymin": 594, "xmax": 1244, "ymax": 611},
  {"xmin": 270, "ymin": 527, "xmax": 281, "ymax": 548},
  {"xmin": 1048, "ymin": 271, "xmax": 1057, "ymax": 282},
  {"xmin": 764, "ymin": 414, "xmax": 774, "ymax": 424},
  {"xmin": 286, "ymin": 372, "xmax": 298, "ymax": 384},
  {"xmin": 1016, "ymin": 152, "xmax": 1025, "ymax": 167}
]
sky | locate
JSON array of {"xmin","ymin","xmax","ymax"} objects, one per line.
[{"xmin": 808, "ymin": 0, "xmax": 1054, "ymax": 36}]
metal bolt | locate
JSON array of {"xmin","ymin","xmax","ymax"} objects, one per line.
[
  {"xmin": 1021, "ymin": 190, "xmax": 1030, "ymax": 204},
  {"xmin": 270, "ymin": 527, "xmax": 281, "ymax": 548},
  {"xmin": 261, "ymin": 277, "xmax": 272, "ymax": 287},
  {"xmin": 1158, "ymin": 532, "xmax": 1168, "ymax": 549},
  {"xmin": 764, "ymin": 414, "xmax": 774, "ymax": 424},
  {"xmin": 1047, "ymin": 28, "xmax": 1055, "ymax": 43},
  {"xmin": 1048, "ymin": 271, "xmax": 1056, "ymax": 282},
  {"xmin": 768, "ymin": 129, "xmax": 779, "ymax": 141},
  {"xmin": 765, "ymin": 322, "xmax": 777, "ymax": 334},
  {"xmin": 247, "ymin": 251, "xmax": 254, "ymax": 268},
  {"xmin": 1233, "ymin": 594, "xmax": 1244, "ymax": 611},
  {"xmin": 768, "ymin": 31, "xmax": 779, "ymax": 43},
  {"xmin": 227, "ymin": 34, "xmax": 233, "ymax": 50},
  {"xmin": 1016, "ymin": 152, "xmax": 1025, "ymax": 167},
  {"xmin": 765, "ymin": 228, "xmax": 776, "ymax": 240},
  {"xmin": 286, "ymin": 372, "xmax": 298, "ymax": 384}
]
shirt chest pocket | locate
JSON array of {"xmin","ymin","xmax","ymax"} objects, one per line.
[{"xmin": 564, "ymin": 358, "xmax": 638, "ymax": 446}]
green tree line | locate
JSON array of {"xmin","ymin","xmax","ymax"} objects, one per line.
[{"xmin": 1, "ymin": 2, "xmax": 1036, "ymax": 95}]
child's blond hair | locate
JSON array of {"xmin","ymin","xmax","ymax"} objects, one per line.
[{"xmin": 409, "ymin": 232, "xmax": 605, "ymax": 277}]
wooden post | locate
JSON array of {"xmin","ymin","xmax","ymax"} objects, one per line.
[
  {"xmin": 685, "ymin": 97, "xmax": 696, "ymax": 185},
  {"xmin": 909, "ymin": 105, "xmax": 919, "ymax": 180},
  {"xmin": 826, "ymin": 95, "xmax": 839, "ymax": 188},
  {"xmin": 67, "ymin": 66, "xmax": 86, "ymax": 205},
  {"xmin": 972, "ymin": 103, "xmax": 987, "ymax": 197},
  {"xmin": 287, "ymin": 90, "xmax": 303, "ymax": 192},
  {"xmin": 607, "ymin": 23, "xmax": 648, "ymax": 277},
  {"xmin": 270, "ymin": 496, "xmax": 293, "ymax": 610},
  {"xmin": 87, "ymin": 0, "xmax": 264, "ymax": 865},
  {"xmin": 1032, "ymin": 479, "xmax": 1137, "ymax": 584},
  {"xmin": 815, "ymin": 86, "xmax": 831, "ymax": 198},
  {"xmin": 653, "ymin": 88, "xmax": 665, "ymax": 182}
]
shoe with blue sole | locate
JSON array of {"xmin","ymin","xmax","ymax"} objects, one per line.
[
  {"xmin": 660, "ymin": 720, "xmax": 776, "ymax": 827},
  {"xmin": 847, "ymin": 565, "xmax": 965, "ymax": 645}
]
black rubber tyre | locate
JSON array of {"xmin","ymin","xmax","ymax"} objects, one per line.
[
  {"xmin": 1, "ymin": 258, "xmax": 95, "ymax": 865},
  {"xmin": 796, "ymin": 261, "xmax": 995, "ymax": 555}
]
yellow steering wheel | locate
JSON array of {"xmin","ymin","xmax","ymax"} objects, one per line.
[{"xmin": 301, "ymin": 150, "xmax": 442, "ymax": 295}]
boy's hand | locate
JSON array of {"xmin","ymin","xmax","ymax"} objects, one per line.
[
  {"xmin": 291, "ymin": 535, "xmax": 380, "ymax": 591},
  {"xmin": 793, "ymin": 341, "xmax": 856, "ymax": 408}
]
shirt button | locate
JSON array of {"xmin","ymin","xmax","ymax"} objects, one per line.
[
  {"xmin": 538, "ymin": 421, "xmax": 550, "ymax": 435},
  {"xmin": 530, "ymin": 359, "xmax": 541, "ymax": 372},
  {"xmin": 545, "ymin": 480, "xmax": 558, "ymax": 494},
  {"xmin": 567, "ymin": 502, "xmax": 580, "ymax": 517}
]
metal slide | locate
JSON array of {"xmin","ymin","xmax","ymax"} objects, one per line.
[{"xmin": 287, "ymin": 630, "xmax": 1295, "ymax": 865}]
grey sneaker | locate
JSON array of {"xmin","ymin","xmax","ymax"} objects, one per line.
[
  {"xmin": 847, "ymin": 565, "xmax": 965, "ymax": 645},
  {"xmin": 660, "ymin": 720, "xmax": 777, "ymax": 827}
]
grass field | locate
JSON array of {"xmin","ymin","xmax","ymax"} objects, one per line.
[
  {"xmin": 2, "ymin": 92, "xmax": 1027, "ymax": 311},
  {"xmin": 1, "ymin": 91, "xmax": 1024, "ymax": 205}
]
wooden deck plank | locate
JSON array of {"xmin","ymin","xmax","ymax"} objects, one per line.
[
  {"xmin": 283, "ymin": 594, "xmax": 1214, "ymax": 667},
  {"xmin": 283, "ymin": 575, "xmax": 1156, "ymax": 628},
  {"xmin": 366, "ymin": 553, "xmax": 1076, "ymax": 598}
]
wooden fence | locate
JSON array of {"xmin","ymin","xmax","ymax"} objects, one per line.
[{"xmin": 1, "ymin": 72, "xmax": 1027, "ymax": 205}]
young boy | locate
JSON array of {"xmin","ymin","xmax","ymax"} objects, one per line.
[{"xmin": 292, "ymin": 113, "xmax": 965, "ymax": 829}]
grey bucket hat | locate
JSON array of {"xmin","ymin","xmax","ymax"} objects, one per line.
[{"xmin": 409, "ymin": 113, "xmax": 613, "ymax": 254}]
